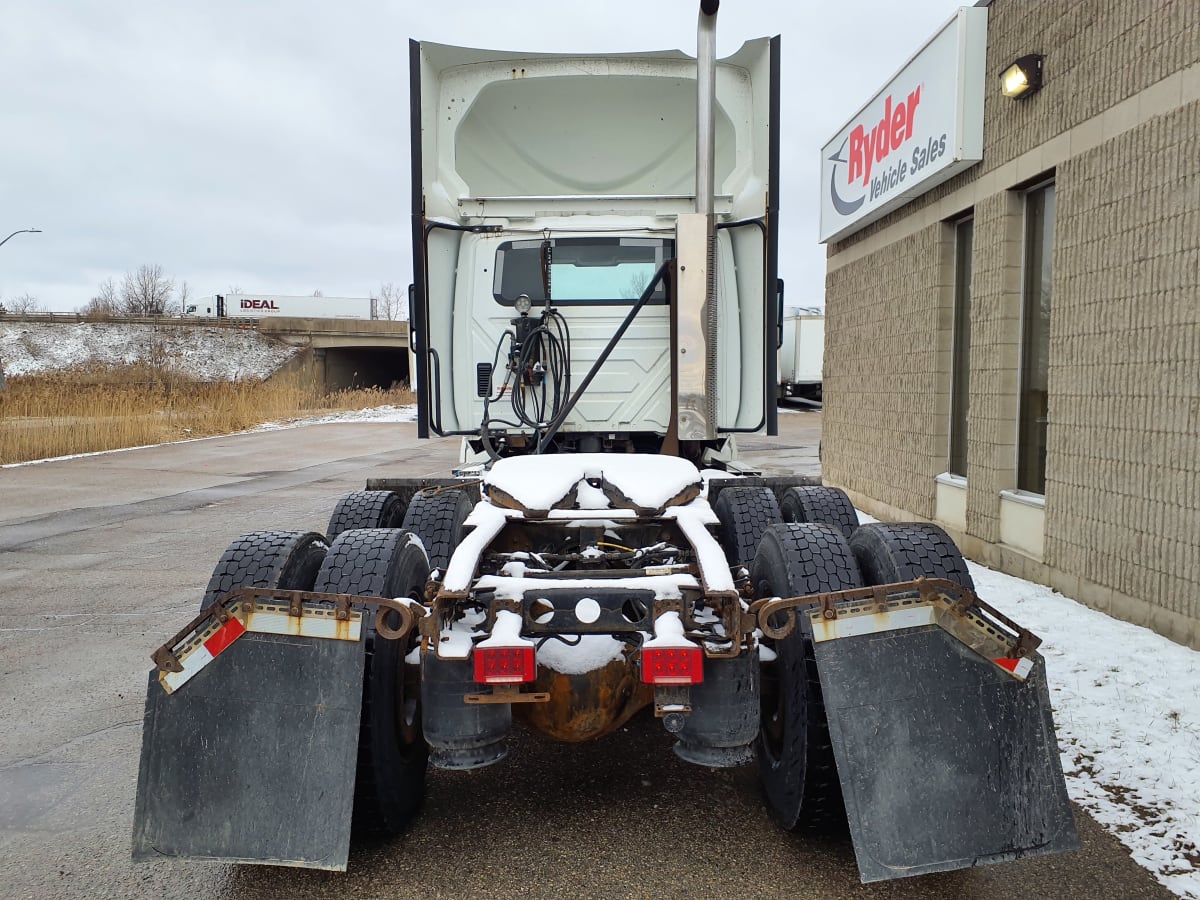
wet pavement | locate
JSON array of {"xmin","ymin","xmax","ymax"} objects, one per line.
[{"xmin": 0, "ymin": 411, "xmax": 1170, "ymax": 898}]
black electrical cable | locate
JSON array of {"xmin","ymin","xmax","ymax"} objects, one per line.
[{"xmin": 476, "ymin": 309, "xmax": 573, "ymax": 457}]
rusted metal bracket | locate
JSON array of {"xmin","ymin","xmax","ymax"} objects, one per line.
[
  {"xmin": 751, "ymin": 578, "xmax": 1043, "ymax": 659},
  {"xmin": 464, "ymin": 684, "xmax": 550, "ymax": 704},
  {"xmin": 150, "ymin": 588, "xmax": 429, "ymax": 676}
]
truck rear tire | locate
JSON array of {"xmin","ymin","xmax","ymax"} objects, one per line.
[
  {"xmin": 202, "ymin": 531, "xmax": 327, "ymax": 611},
  {"xmin": 327, "ymin": 490, "xmax": 407, "ymax": 541},
  {"xmin": 314, "ymin": 528, "xmax": 430, "ymax": 837},
  {"xmin": 849, "ymin": 522, "xmax": 974, "ymax": 590},
  {"xmin": 751, "ymin": 523, "xmax": 862, "ymax": 831},
  {"xmin": 712, "ymin": 486, "xmax": 783, "ymax": 569},
  {"xmin": 779, "ymin": 486, "xmax": 858, "ymax": 540},
  {"xmin": 400, "ymin": 488, "xmax": 475, "ymax": 571}
]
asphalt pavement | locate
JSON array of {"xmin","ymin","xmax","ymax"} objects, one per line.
[{"xmin": 0, "ymin": 411, "xmax": 1171, "ymax": 898}]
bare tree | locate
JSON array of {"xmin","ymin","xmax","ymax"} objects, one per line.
[
  {"xmin": 8, "ymin": 292, "xmax": 43, "ymax": 314},
  {"xmin": 178, "ymin": 280, "xmax": 192, "ymax": 313},
  {"xmin": 79, "ymin": 277, "xmax": 120, "ymax": 316},
  {"xmin": 120, "ymin": 264, "xmax": 175, "ymax": 316},
  {"xmin": 311, "ymin": 289, "xmax": 324, "ymax": 297},
  {"xmin": 372, "ymin": 282, "xmax": 406, "ymax": 321}
]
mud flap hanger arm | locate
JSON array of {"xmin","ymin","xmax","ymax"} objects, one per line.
[
  {"xmin": 750, "ymin": 578, "xmax": 1042, "ymax": 658},
  {"xmin": 150, "ymin": 588, "xmax": 426, "ymax": 676}
]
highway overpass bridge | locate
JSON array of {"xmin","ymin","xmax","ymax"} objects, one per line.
[
  {"xmin": 256, "ymin": 317, "xmax": 411, "ymax": 391},
  {"xmin": 0, "ymin": 313, "xmax": 411, "ymax": 391}
]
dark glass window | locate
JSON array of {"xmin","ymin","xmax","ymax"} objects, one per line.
[
  {"xmin": 1017, "ymin": 183, "xmax": 1055, "ymax": 494},
  {"xmin": 493, "ymin": 237, "xmax": 673, "ymax": 306},
  {"xmin": 949, "ymin": 216, "xmax": 973, "ymax": 477}
]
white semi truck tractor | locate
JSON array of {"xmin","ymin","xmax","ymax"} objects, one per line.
[{"xmin": 133, "ymin": 2, "xmax": 1076, "ymax": 883}]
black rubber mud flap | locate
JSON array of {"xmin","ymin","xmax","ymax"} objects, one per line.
[
  {"xmin": 813, "ymin": 625, "xmax": 1079, "ymax": 883},
  {"xmin": 132, "ymin": 631, "xmax": 365, "ymax": 870}
]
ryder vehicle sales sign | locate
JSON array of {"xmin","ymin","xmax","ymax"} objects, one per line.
[{"xmin": 819, "ymin": 7, "xmax": 987, "ymax": 243}]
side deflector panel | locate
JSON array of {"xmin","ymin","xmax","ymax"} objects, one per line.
[
  {"xmin": 814, "ymin": 626, "xmax": 1078, "ymax": 883},
  {"xmin": 132, "ymin": 632, "xmax": 365, "ymax": 870}
]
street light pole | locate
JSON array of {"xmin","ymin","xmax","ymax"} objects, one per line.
[{"xmin": 0, "ymin": 228, "xmax": 42, "ymax": 249}]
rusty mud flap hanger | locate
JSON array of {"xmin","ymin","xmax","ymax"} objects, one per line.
[
  {"xmin": 132, "ymin": 589, "xmax": 422, "ymax": 871},
  {"xmin": 754, "ymin": 578, "xmax": 1078, "ymax": 883}
]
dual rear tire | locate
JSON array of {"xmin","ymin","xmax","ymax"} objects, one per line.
[
  {"xmin": 203, "ymin": 525, "xmax": 434, "ymax": 838},
  {"xmin": 751, "ymin": 520, "xmax": 973, "ymax": 831}
]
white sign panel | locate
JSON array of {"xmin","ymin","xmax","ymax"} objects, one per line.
[{"xmin": 819, "ymin": 7, "xmax": 987, "ymax": 243}]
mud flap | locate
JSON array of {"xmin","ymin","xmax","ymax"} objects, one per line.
[
  {"xmin": 813, "ymin": 623, "xmax": 1078, "ymax": 883},
  {"xmin": 132, "ymin": 630, "xmax": 365, "ymax": 870}
]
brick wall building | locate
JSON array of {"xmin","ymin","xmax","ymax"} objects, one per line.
[{"xmin": 822, "ymin": 0, "xmax": 1199, "ymax": 648}]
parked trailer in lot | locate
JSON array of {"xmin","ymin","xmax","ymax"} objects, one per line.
[
  {"xmin": 779, "ymin": 307, "xmax": 824, "ymax": 403},
  {"xmin": 133, "ymin": 2, "xmax": 1076, "ymax": 885},
  {"xmin": 185, "ymin": 294, "xmax": 377, "ymax": 319}
]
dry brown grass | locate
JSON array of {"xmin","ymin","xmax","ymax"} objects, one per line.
[{"xmin": 0, "ymin": 364, "xmax": 415, "ymax": 465}]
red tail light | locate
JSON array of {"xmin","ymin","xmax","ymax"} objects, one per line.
[
  {"xmin": 474, "ymin": 645, "xmax": 536, "ymax": 684},
  {"xmin": 641, "ymin": 647, "xmax": 704, "ymax": 685}
]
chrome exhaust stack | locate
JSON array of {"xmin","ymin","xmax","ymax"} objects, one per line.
[
  {"xmin": 696, "ymin": 0, "xmax": 719, "ymax": 217},
  {"xmin": 675, "ymin": 0, "xmax": 720, "ymax": 443}
]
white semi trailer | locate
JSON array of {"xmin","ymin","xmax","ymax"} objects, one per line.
[
  {"xmin": 134, "ymin": 2, "xmax": 1077, "ymax": 885},
  {"xmin": 185, "ymin": 294, "xmax": 377, "ymax": 319},
  {"xmin": 779, "ymin": 307, "xmax": 824, "ymax": 403}
]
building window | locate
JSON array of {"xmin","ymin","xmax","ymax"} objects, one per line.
[
  {"xmin": 948, "ymin": 216, "xmax": 973, "ymax": 477},
  {"xmin": 1017, "ymin": 182, "xmax": 1055, "ymax": 494}
]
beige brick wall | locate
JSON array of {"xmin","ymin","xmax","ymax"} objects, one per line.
[
  {"xmin": 822, "ymin": 224, "xmax": 951, "ymax": 520},
  {"xmin": 823, "ymin": 0, "xmax": 1200, "ymax": 647},
  {"xmin": 1044, "ymin": 99, "xmax": 1200, "ymax": 627}
]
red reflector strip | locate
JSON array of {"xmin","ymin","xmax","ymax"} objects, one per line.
[
  {"xmin": 642, "ymin": 647, "xmax": 703, "ymax": 685},
  {"xmin": 474, "ymin": 645, "xmax": 536, "ymax": 684},
  {"xmin": 203, "ymin": 616, "xmax": 246, "ymax": 658},
  {"xmin": 994, "ymin": 657, "xmax": 1034, "ymax": 680}
]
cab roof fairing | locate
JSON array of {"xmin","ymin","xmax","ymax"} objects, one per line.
[{"xmin": 414, "ymin": 39, "xmax": 774, "ymax": 223}]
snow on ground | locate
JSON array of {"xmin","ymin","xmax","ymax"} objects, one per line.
[
  {"xmin": 971, "ymin": 562, "xmax": 1200, "ymax": 899},
  {"xmin": 857, "ymin": 508, "xmax": 1199, "ymax": 897},
  {"xmin": 0, "ymin": 321, "xmax": 298, "ymax": 380},
  {"xmin": 256, "ymin": 404, "xmax": 417, "ymax": 428}
]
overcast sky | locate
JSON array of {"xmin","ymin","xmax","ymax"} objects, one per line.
[{"xmin": 0, "ymin": 1, "xmax": 960, "ymax": 312}]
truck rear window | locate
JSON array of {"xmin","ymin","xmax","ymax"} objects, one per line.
[{"xmin": 493, "ymin": 237, "xmax": 673, "ymax": 306}]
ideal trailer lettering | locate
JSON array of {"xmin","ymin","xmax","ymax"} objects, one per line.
[{"xmin": 132, "ymin": 0, "xmax": 1077, "ymax": 886}]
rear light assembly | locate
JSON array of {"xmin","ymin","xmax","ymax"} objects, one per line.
[
  {"xmin": 641, "ymin": 646, "xmax": 704, "ymax": 685},
  {"xmin": 642, "ymin": 610, "xmax": 704, "ymax": 685},
  {"xmin": 474, "ymin": 645, "xmax": 536, "ymax": 684},
  {"xmin": 473, "ymin": 609, "xmax": 537, "ymax": 684}
]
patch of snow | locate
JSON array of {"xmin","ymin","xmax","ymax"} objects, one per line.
[
  {"xmin": 0, "ymin": 321, "xmax": 298, "ymax": 380},
  {"xmin": 536, "ymin": 634, "xmax": 626, "ymax": 675},
  {"xmin": 257, "ymin": 404, "xmax": 417, "ymax": 428},
  {"xmin": 664, "ymin": 502, "xmax": 734, "ymax": 593},
  {"xmin": 443, "ymin": 504, "xmax": 509, "ymax": 591},
  {"xmin": 435, "ymin": 608, "xmax": 486, "ymax": 659},
  {"xmin": 574, "ymin": 597, "xmax": 601, "ymax": 624},
  {"xmin": 483, "ymin": 453, "xmax": 701, "ymax": 511},
  {"xmin": 475, "ymin": 609, "xmax": 531, "ymax": 649},
  {"xmin": 474, "ymin": 573, "xmax": 696, "ymax": 601},
  {"xmin": 969, "ymin": 561, "xmax": 1200, "ymax": 899},
  {"xmin": 643, "ymin": 611, "xmax": 691, "ymax": 649}
]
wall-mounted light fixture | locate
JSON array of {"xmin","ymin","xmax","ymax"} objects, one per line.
[{"xmin": 1000, "ymin": 54, "xmax": 1044, "ymax": 99}]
